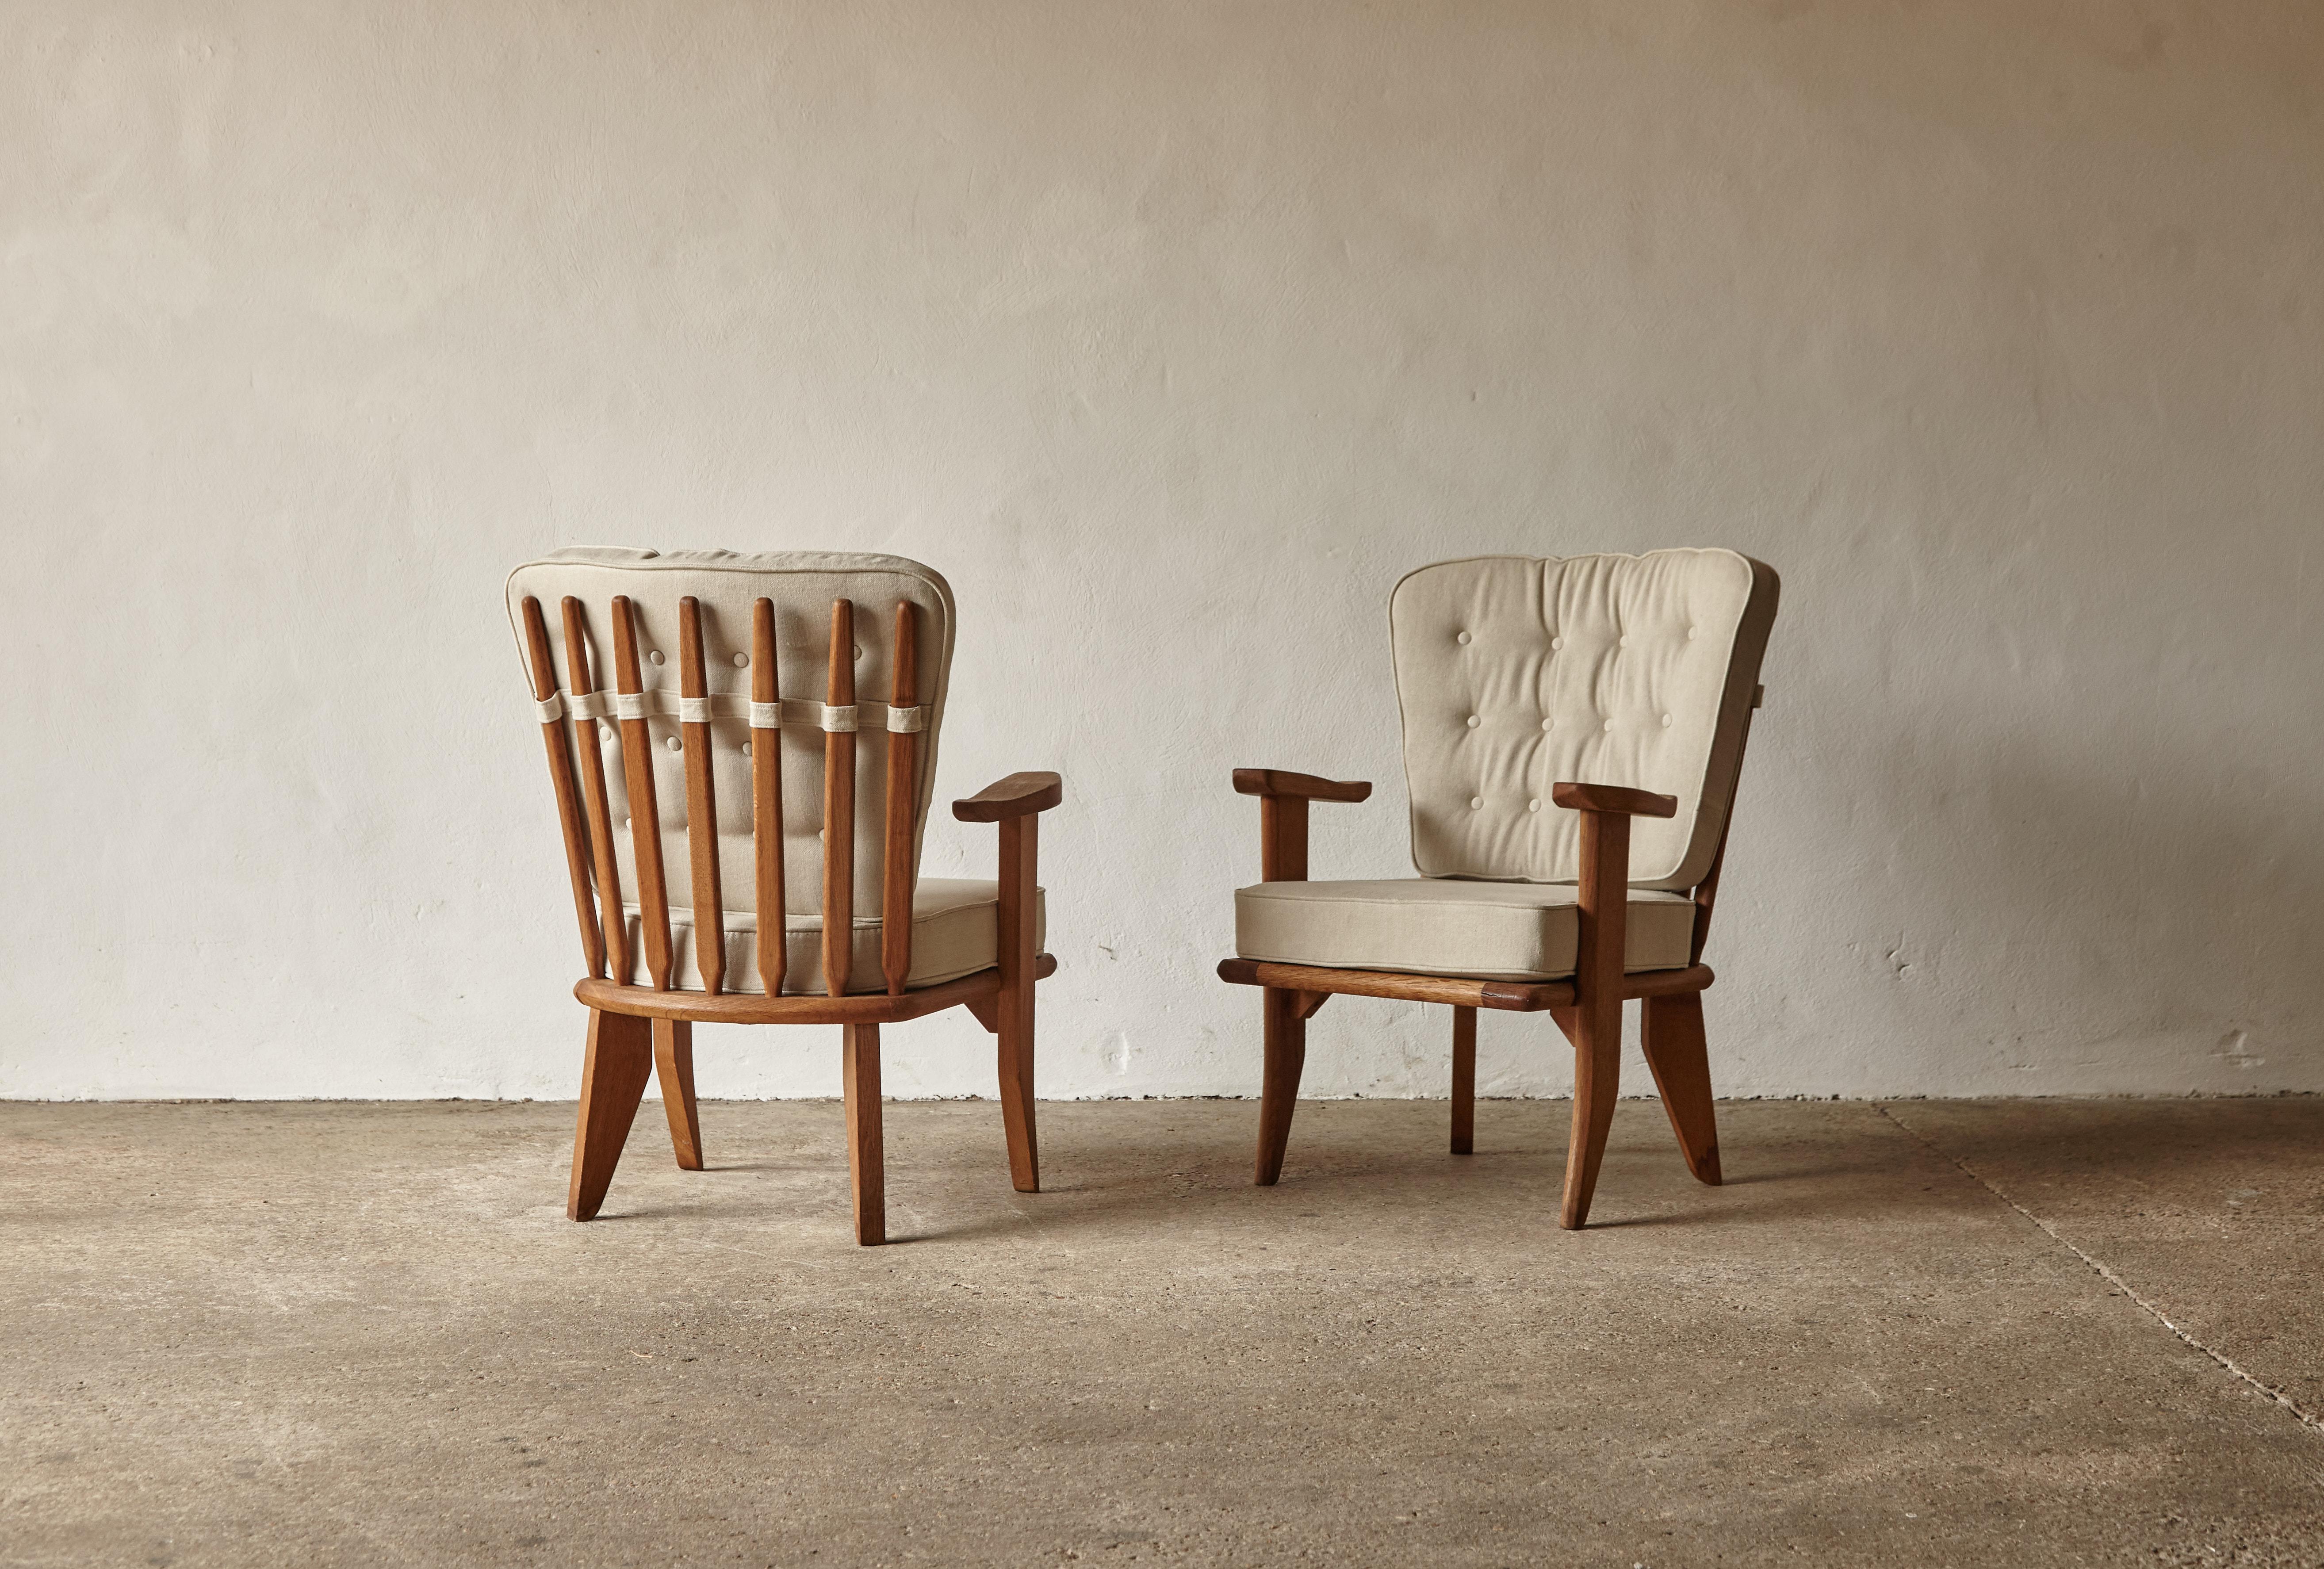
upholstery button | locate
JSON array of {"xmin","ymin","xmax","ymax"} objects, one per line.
[
  {"xmin": 1551, "ymin": 636, "xmax": 1564, "ymax": 651},
  {"xmin": 1687, "ymin": 626, "xmax": 1697, "ymax": 641},
  {"xmin": 1527, "ymin": 798, "xmax": 1541, "ymax": 812},
  {"xmin": 1618, "ymin": 635, "xmax": 1629, "ymax": 648},
  {"xmin": 1456, "ymin": 631, "xmax": 1472, "ymax": 645},
  {"xmin": 1540, "ymin": 717, "xmax": 1552, "ymax": 732},
  {"xmin": 742, "ymin": 740, "xmax": 752, "ymax": 758},
  {"xmin": 853, "ymin": 644, "xmax": 862, "ymax": 659},
  {"xmin": 1603, "ymin": 719, "xmax": 1614, "ymax": 732},
  {"xmin": 665, "ymin": 736, "xmax": 682, "ymax": 753},
  {"xmin": 1662, "ymin": 713, "xmax": 1673, "ymax": 727},
  {"xmin": 1469, "ymin": 796, "xmax": 1484, "ymax": 810},
  {"xmin": 647, "ymin": 650, "xmax": 665, "ymax": 666},
  {"xmin": 732, "ymin": 651, "xmax": 750, "ymax": 667},
  {"xmin": 1466, "ymin": 714, "xmax": 1480, "ymax": 728}
]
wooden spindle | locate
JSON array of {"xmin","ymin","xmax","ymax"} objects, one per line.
[
  {"xmin": 678, "ymin": 597, "xmax": 725, "ymax": 996},
  {"xmin": 521, "ymin": 597, "xmax": 603, "ymax": 978},
  {"xmin": 881, "ymin": 600, "xmax": 919, "ymax": 996},
  {"xmin": 610, "ymin": 595, "xmax": 674, "ymax": 991},
  {"xmin": 750, "ymin": 598, "xmax": 785, "ymax": 997},
  {"xmin": 821, "ymin": 598, "xmax": 856, "ymax": 999},
  {"xmin": 562, "ymin": 598, "xmax": 628, "ymax": 983}
]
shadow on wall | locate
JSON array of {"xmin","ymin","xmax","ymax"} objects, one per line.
[{"xmin": 1893, "ymin": 728, "xmax": 2324, "ymax": 1091}]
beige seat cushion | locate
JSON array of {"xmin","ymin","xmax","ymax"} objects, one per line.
[
  {"xmin": 620, "ymin": 879, "xmax": 1045, "ymax": 995},
  {"xmin": 1236, "ymin": 879, "xmax": 1694, "ymax": 982}
]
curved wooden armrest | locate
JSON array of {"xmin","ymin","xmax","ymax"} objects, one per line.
[
  {"xmin": 1232, "ymin": 768, "xmax": 1372, "ymax": 804},
  {"xmin": 952, "ymin": 771, "xmax": 1063, "ymax": 823},
  {"xmin": 1551, "ymin": 781, "xmax": 1678, "ymax": 819}
]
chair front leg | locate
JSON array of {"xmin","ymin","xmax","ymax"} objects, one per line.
[
  {"xmin": 1230, "ymin": 766, "xmax": 1371, "ymax": 1187},
  {"xmin": 953, "ymin": 771, "xmax": 1063, "ymax": 1198},
  {"xmin": 995, "ymin": 813, "xmax": 1041, "ymax": 1193},
  {"xmin": 1549, "ymin": 782, "xmax": 1676, "ymax": 1230}
]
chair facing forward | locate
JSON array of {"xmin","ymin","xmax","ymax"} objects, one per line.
[
  {"xmin": 1219, "ymin": 549, "xmax": 1779, "ymax": 1228},
  {"xmin": 505, "ymin": 547, "xmax": 1060, "ymax": 1244}
]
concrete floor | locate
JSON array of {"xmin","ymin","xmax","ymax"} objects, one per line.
[{"xmin": 4, "ymin": 1097, "xmax": 2321, "ymax": 1567}]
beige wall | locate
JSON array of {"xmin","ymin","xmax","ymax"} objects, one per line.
[{"xmin": 6, "ymin": 2, "xmax": 2321, "ymax": 1099}]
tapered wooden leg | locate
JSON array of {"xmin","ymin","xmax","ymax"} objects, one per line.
[
  {"xmin": 653, "ymin": 1018, "xmax": 704, "ymax": 1171},
  {"xmin": 1254, "ymin": 986, "xmax": 1306, "ymax": 1185},
  {"xmin": 1558, "ymin": 996, "xmax": 1623, "ymax": 1229},
  {"xmin": 995, "ymin": 816, "xmax": 1041, "ymax": 1193},
  {"xmin": 1450, "ymin": 1005, "xmax": 1477, "ymax": 1155},
  {"xmin": 568, "ymin": 1008, "xmax": 654, "ymax": 1221},
  {"xmin": 1642, "ymin": 992, "xmax": 1722, "ymax": 1185},
  {"xmin": 842, "ymin": 1022, "xmax": 886, "ymax": 1246}
]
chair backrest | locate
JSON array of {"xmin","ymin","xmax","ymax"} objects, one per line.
[
  {"xmin": 505, "ymin": 547, "xmax": 956, "ymax": 996},
  {"xmin": 1388, "ymin": 550, "xmax": 1778, "ymax": 891}
]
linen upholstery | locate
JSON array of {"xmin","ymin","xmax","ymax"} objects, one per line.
[
  {"xmin": 1389, "ymin": 550, "xmax": 1778, "ymax": 890},
  {"xmin": 505, "ymin": 547, "xmax": 961, "ymax": 991},
  {"xmin": 630, "ymin": 879, "xmax": 1047, "ymax": 995},
  {"xmin": 1237, "ymin": 880, "xmax": 1696, "ymax": 982}
]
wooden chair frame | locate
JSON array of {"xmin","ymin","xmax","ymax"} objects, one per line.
[
  {"xmin": 521, "ymin": 589, "xmax": 1060, "ymax": 1245},
  {"xmin": 1217, "ymin": 700, "xmax": 1755, "ymax": 1229}
]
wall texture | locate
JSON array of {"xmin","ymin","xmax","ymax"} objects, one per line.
[{"xmin": 7, "ymin": 1, "xmax": 2321, "ymax": 1102}]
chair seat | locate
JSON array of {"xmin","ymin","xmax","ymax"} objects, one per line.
[
  {"xmin": 621, "ymin": 878, "xmax": 1047, "ymax": 995},
  {"xmin": 1235, "ymin": 879, "xmax": 1696, "ymax": 981}
]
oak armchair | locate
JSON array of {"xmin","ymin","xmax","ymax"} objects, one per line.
[
  {"xmin": 1219, "ymin": 550, "xmax": 1779, "ymax": 1228},
  {"xmin": 505, "ymin": 547, "xmax": 1060, "ymax": 1244}
]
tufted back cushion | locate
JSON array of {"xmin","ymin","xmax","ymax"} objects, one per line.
[
  {"xmin": 1389, "ymin": 550, "xmax": 1778, "ymax": 891},
  {"xmin": 504, "ymin": 547, "xmax": 955, "ymax": 924}
]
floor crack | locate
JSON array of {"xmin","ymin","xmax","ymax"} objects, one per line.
[{"xmin": 1875, "ymin": 1102, "xmax": 2324, "ymax": 1438}]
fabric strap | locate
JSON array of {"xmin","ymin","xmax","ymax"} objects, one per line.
[
  {"xmin": 552, "ymin": 687, "xmax": 929, "ymax": 734},
  {"xmin": 532, "ymin": 693, "xmax": 564, "ymax": 723}
]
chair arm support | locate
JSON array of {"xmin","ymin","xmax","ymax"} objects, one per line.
[
  {"xmin": 952, "ymin": 771, "xmax": 1064, "ymax": 823},
  {"xmin": 1232, "ymin": 768, "xmax": 1372, "ymax": 804},
  {"xmin": 1551, "ymin": 781, "xmax": 1677, "ymax": 819}
]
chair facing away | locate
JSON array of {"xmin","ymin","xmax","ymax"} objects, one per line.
[
  {"xmin": 1219, "ymin": 549, "xmax": 1778, "ymax": 1228},
  {"xmin": 505, "ymin": 547, "xmax": 1060, "ymax": 1244}
]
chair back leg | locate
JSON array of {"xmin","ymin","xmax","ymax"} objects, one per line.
[
  {"xmin": 842, "ymin": 1022, "xmax": 886, "ymax": 1245},
  {"xmin": 1642, "ymin": 993, "xmax": 1722, "ymax": 1185},
  {"xmin": 569, "ymin": 1009, "xmax": 655, "ymax": 1221},
  {"xmin": 653, "ymin": 1019, "xmax": 704, "ymax": 1171},
  {"xmin": 1254, "ymin": 987, "xmax": 1307, "ymax": 1184},
  {"xmin": 1449, "ymin": 1005, "xmax": 1477, "ymax": 1155}
]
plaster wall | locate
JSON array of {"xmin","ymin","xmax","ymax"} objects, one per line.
[{"xmin": 6, "ymin": 1, "xmax": 2321, "ymax": 1101}]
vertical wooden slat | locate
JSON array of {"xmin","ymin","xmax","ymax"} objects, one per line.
[
  {"xmin": 880, "ymin": 600, "xmax": 919, "ymax": 996},
  {"xmin": 750, "ymin": 599, "xmax": 786, "ymax": 997},
  {"xmin": 611, "ymin": 595, "xmax": 674, "ymax": 991},
  {"xmin": 562, "ymin": 598, "xmax": 629, "ymax": 984},
  {"xmin": 678, "ymin": 597, "xmax": 725, "ymax": 995},
  {"xmin": 521, "ymin": 597, "xmax": 602, "ymax": 978},
  {"xmin": 821, "ymin": 599, "xmax": 856, "ymax": 998}
]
